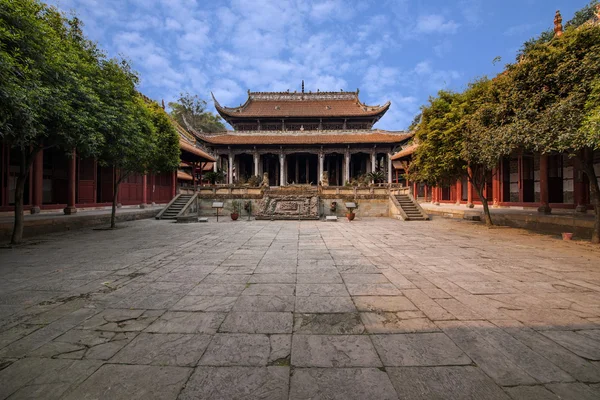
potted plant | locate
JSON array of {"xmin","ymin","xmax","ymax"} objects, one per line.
[
  {"xmin": 346, "ymin": 202, "xmax": 357, "ymax": 221},
  {"xmin": 204, "ymin": 169, "xmax": 225, "ymax": 185},
  {"xmin": 230, "ymin": 200, "xmax": 240, "ymax": 221}
]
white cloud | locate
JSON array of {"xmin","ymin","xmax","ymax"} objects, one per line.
[
  {"xmin": 416, "ymin": 14, "xmax": 460, "ymax": 34},
  {"xmin": 46, "ymin": 0, "xmax": 468, "ymax": 131}
]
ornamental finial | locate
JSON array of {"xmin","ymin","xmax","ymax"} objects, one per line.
[
  {"xmin": 302, "ymin": 80, "xmax": 304, "ymax": 93},
  {"xmin": 554, "ymin": 10, "xmax": 563, "ymax": 37}
]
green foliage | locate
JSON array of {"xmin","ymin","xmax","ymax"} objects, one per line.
[
  {"xmin": 505, "ymin": 23, "xmax": 600, "ymax": 154},
  {"xmin": 168, "ymin": 92, "xmax": 225, "ymax": 133},
  {"xmin": 204, "ymin": 169, "xmax": 225, "ymax": 184},
  {"xmin": 0, "ymin": 0, "xmax": 107, "ymax": 242},
  {"xmin": 410, "ymin": 91, "xmax": 467, "ymax": 186},
  {"xmin": 366, "ymin": 170, "xmax": 386, "ymax": 183},
  {"xmin": 230, "ymin": 200, "xmax": 241, "ymax": 214},
  {"xmin": 565, "ymin": 0, "xmax": 599, "ymax": 29},
  {"xmin": 0, "ymin": 0, "xmax": 104, "ymax": 156}
]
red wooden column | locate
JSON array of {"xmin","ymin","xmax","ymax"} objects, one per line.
[
  {"xmin": 64, "ymin": 150, "xmax": 77, "ymax": 215},
  {"xmin": 466, "ymin": 167, "xmax": 474, "ymax": 208},
  {"xmin": 141, "ymin": 174, "xmax": 147, "ymax": 208},
  {"xmin": 492, "ymin": 166, "xmax": 500, "ymax": 206},
  {"xmin": 538, "ymin": 155, "xmax": 551, "ymax": 214},
  {"xmin": 455, "ymin": 178, "xmax": 462, "ymax": 205},
  {"xmin": 192, "ymin": 162, "xmax": 197, "ymax": 191},
  {"xmin": 31, "ymin": 150, "xmax": 43, "ymax": 214},
  {"xmin": 171, "ymin": 170, "xmax": 176, "ymax": 198},
  {"xmin": 424, "ymin": 185, "xmax": 428, "ymax": 202}
]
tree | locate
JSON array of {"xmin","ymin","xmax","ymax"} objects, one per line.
[
  {"xmin": 502, "ymin": 22, "xmax": 600, "ymax": 242},
  {"xmin": 168, "ymin": 92, "xmax": 225, "ymax": 133},
  {"xmin": 0, "ymin": 0, "xmax": 104, "ymax": 244},
  {"xmin": 95, "ymin": 60, "xmax": 180, "ymax": 228},
  {"xmin": 410, "ymin": 80, "xmax": 510, "ymax": 226}
]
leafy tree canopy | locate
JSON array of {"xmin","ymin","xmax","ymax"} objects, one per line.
[{"xmin": 168, "ymin": 92, "xmax": 225, "ymax": 133}]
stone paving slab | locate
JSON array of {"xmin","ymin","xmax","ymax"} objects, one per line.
[{"xmin": 1, "ymin": 218, "xmax": 600, "ymax": 399}]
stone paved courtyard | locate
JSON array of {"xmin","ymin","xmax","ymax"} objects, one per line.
[{"xmin": 0, "ymin": 218, "xmax": 600, "ymax": 399}]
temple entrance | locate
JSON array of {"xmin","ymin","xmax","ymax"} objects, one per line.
[
  {"xmin": 350, "ymin": 153, "xmax": 369, "ymax": 180},
  {"xmin": 324, "ymin": 153, "xmax": 343, "ymax": 186},
  {"xmin": 262, "ymin": 154, "xmax": 280, "ymax": 186},
  {"xmin": 237, "ymin": 153, "xmax": 254, "ymax": 183},
  {"xmin": 287, "ymin": 153, "xmax": 318, "ymax": 185}
]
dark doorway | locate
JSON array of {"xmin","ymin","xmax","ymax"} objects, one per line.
[
  {"xmin": 237, "ymin": 154, "xmax": 254, "ymax": 182},
  {"xmin": 548, "ymin": 155, "xmax": 563, "ymax": 203},
  {"xmin": 324, "ymin": 153, "xmax": 343, "ymax": 186},
  {"xmin": 522, "ymin": 156, "xmax": 535, "ymax": 202},
  {"xmin": 287, "ymin": 153, "xmax": 318, "ymax": 185},
  {"xmin": 262, "ymin": 154, "xmax": 280, "ymax": 186}
]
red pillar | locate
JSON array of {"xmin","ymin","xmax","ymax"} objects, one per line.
[
  {"xmin": 492, "ymin": 166, "xmax": 500, "ymax": 206},
  {"xmin": 141, "ymin": 174, "xmax": 147, "ymax": 208},
  {"xmin": 192, "ymin": 163, "xmax": 197, "ymax": 191},
  {"xmin": 424, "ymin": 185, "xmax": 428, "ymax": 202},
  {"xmin": 538, "ymin": 155, "xmax": 551, "ymax": 214},
  {"xmin": 64, "ymin": 150, "xmax": 77, "ymax": 215},
  {"xmin": 466, "ymin": 167, "xmax": 474, "ymax": 208},
  {"xmin": 31, "ymin": 150, "xmax": 43, "ymax": 214},
  {"xmin": 455, "ymin": 178, "xmax": 462, "ymax": 205},
  {"xmin": 171, "ymin": 170, "xmax": 176, "ymax": 198}
]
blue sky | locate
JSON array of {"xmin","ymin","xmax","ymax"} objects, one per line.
[{"xmin": 48, "ymin": 0, "xmax": 588, "ymax": 130}]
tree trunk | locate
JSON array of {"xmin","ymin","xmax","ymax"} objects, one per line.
[
  {"xmin": 11, "ymin": 149, "xmax": 35, "ymax": 245},
  {"xmin": 468, "ymin": 166, "xmax": 494, "ymax": 226},
  {"xmin": 473, "ymin": 183, "xmax": 494, "ymax": 226},
  {"xmin": 580, "ymin": 158, "xmax": 600, "ymax": 244},
  {"xmin": 111, "ymin": 171, "xmax": 120, "ymax": 229}
]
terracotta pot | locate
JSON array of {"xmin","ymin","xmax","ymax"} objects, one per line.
[
  {"xmin": 562, "ymin": 232, "xmax": 573, "ymax": 241},
  {"xmin": 346, "ymin": 213, "xmax": 355, "ymax": 221},
  {"xmin": 230, "ymin": 213, "xmax": 239, "ymax": 221}
]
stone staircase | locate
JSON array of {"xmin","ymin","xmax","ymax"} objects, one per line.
[
  {"xmin": 157, "ymin": 194, "xmax": 194, "ymax": 220},
  {"xmin": 395, "ymin": 194, "xmax": 428, "ymax": 221}
]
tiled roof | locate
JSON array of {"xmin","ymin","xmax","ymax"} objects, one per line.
[
  {"xmin": 391, "ymin": 143, "xmax": 418, "ymax": 160},
  {"xmin": 212, "ymin": 91, "xmax": 390, "ymax": 118},
  {"xmin": 179, "ymin": 139, "xmax": 215, "ymax": 161},
  {"xmin": 198, "ymin": 130, "xmax": 410, "ymax": 145},
  {"xmin": 177, "ymin": 170, "xmax": 193, "ymax": 181}
]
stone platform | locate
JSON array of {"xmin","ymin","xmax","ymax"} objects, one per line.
[{"xmin": 0, "ymin": 218, "xmax": 599, "ymax": 399}]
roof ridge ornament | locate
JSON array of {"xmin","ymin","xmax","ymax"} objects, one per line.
[
  {"xmin": 554, "ymin": 10, "xmax": 563, "ymax": 37},
  {"xmin": 302, "ymin": 80, "xmax": 304, "ymax": 93}
]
